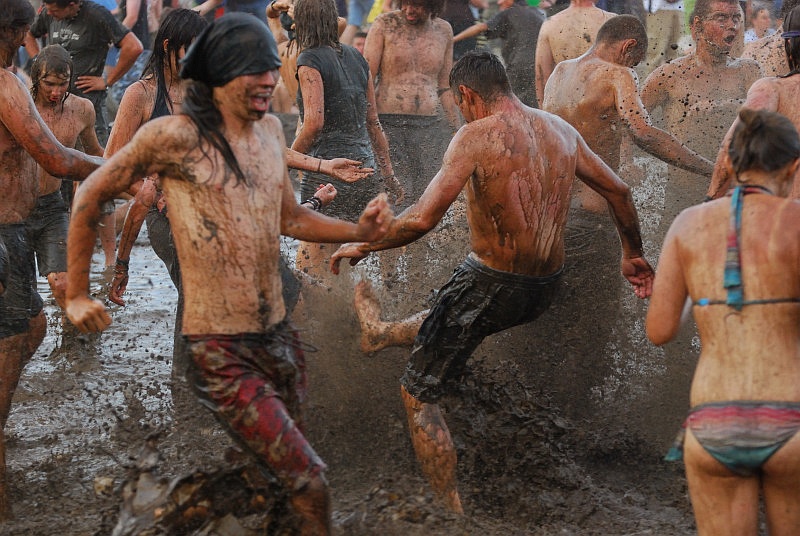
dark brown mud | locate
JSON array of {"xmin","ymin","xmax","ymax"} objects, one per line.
[{"xmin": 1, "ymin": 155, "xmax": 698, "ymax": 535}]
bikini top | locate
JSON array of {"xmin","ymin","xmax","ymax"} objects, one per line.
[{"xmin": 694, "ymin": 184, "xmax": 800, "ymax": 311}]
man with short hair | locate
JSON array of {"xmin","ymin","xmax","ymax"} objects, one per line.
[
  {"xmin": 331, "ymin": 51, "xmax": 654, "ymax": 513},
  {"xmin": 65, "ymin": 14, "xmax": 393, "ymax": 535},
  {"xmin": 0, "ymin": 0, "xmax": 103, "ymax": 518},
  {"xmin": 534, "ymin": 0, "xmax": 616, "ymax": 105},
  {"xmin": 641, "ymin": 0, "xmax": 760, "ymax": 232}
]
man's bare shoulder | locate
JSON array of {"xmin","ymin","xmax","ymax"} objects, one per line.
[{"xmin": 431, "ymin": 17, "xmax": 454, "ymax": 36}]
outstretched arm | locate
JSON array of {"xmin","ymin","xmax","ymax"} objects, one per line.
[
  {"xmin": 616, "ymin": 71, "xmax": 714, "ymax": 177},
  {"xmin": 285, "ymin": 148, "xmax": 374, "ymax": 183},
  {"xmin": 453, "ymin": 22, "xmax": 488, "ymax": 43},
  {"xmin": 0, "ymin": 72, "xmax": 102, "ymax": 180},
  {"xmin": 330, "ymin": 128, "xmax": 475, "ymax": 273},
  {"xmin": 574, "ymin": 135, "xmax": 653, "ymax": 298},
  {"xmin": 67, "ymin": 119, "xmax": 175, "ymax": 332}
]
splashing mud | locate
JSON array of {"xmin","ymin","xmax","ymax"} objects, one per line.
[{"xmin": 2, "ymin": 154, "xmax": 697, "ymax": 535}]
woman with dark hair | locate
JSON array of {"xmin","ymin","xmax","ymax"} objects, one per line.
[
  {"xmin": 709, "ymin": 4, "xmax": 800, "ymax": 199},
  {"xmin": 647, "ymin": 108, "xmax": 800, "ymax": 535},
  {"xmin": 291, "ymin": 0, "xmax": 399, "ymax": 275}
]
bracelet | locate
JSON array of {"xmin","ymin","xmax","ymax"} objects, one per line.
[
  {"xmin": 302, "ymin": 196, "xmax": 323, "ymax": 211},
  {"xmin": 316, "ymin": 158, "xmax": 322, "ymax": 173},
  {"xmin": 703, "ymin": 195, "xmax": 714, "ymax": 203},
  {"xmin": 115, "ymin": 258, "xmax": 129, "ymax": 268}
]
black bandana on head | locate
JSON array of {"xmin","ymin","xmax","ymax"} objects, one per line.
[{"xmin": 179, "ymin": 13, "xmax": 282, "ymax": 87}]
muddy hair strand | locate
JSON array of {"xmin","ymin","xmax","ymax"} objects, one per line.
[{"xmin": 182, "ymin": 81, "xmax": 248, "ymax": 186}]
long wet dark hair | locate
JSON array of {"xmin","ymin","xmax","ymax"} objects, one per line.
[
  {"xmin": 294, "ymin": 0, "xmax": 340, "ymax": 51},
  {"xmin": 30, "ymin": 44, "xmax": 73, "ymax": 109},
  {"xmin": 142, "ymin": 9, "xmax": 208, "ymax": 114},
  {"xmin": 183, "ymin": 81, "xmax": 248, "ymax": 187},
  {"xmin": 728, "ymin": 108, "xmax": 800, "ymax": 175}
]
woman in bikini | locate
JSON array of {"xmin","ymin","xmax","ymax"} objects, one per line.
[{"xmin": 647, "ymin": 108, "xmax": 800, "ymax": 536}]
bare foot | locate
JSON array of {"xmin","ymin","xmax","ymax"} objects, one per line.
[{"xmin": 354, "ymin": 281, "xmax": 391, "ymax": 353}]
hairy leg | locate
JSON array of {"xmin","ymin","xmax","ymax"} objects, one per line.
[
  {"xmin": 400, "ymin": 385, "xmax": 463, "ymax": 513},
  {"xmin": 762, "ymin": 431, "xmax": 800, "ymax": 536},
  {"xmin": 354, "ymin": 281, "xmax": 426, "ymax": 353},
  {"xmin": 684, "ymin": 429, "xmax": 759, "ymax": 536},
  {"xmin": 0, "ymin": 312, "xmax": 46, "ymax": 519}
]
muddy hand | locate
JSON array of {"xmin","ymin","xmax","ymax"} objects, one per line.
[
  {"xmin": 622, "ymin": 256, "xmax": 654, "ymax": 299},
  {"xmin": 314, "ymin": 183, "xmax": 337, "ymax": 207},
  {"xmin": 75, "ymin": 75, "xmax": 106, "ymax": 93},
  {"xmin": 356, "ymin": 193, "xmax": 393, "ymax": 242},
  {"xmin": 329, "ymin": 158, "xmax": 373, "ymax": 183},
  {"xmin": 109, "ymin": 267, "xmax": 129, "ymax": 306},
  {"xmin": 330, "ymin": 242, "xmax": 369, "ymax": 275},
  {"xmin": 66, "ymin": 295, "xmax": 112, "ymax": 333}
]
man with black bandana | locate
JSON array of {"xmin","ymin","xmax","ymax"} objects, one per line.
[{"xmin": 64, "ymin": 13, "xmax": 393, "ymax": 535}]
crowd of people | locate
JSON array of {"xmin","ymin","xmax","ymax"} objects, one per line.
[{"xmin": 1, "ymin": 0, "xmax": 799, "ymax": 533}]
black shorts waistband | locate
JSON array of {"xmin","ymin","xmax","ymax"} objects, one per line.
[{"xmin": 464, "ymin": 254, "xmax": 563, "ymax": 289}]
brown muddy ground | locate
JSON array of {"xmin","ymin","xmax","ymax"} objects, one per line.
[{"xmin": 2, "ymin": 155, "xmax": 700, "ymax": 535}]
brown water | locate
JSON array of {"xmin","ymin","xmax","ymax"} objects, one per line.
[{"xmin": 1, "ymin": 156, "xmax": 701, "ymax": 535}]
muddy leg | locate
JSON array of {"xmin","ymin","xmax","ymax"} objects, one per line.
[
  {"xmin": 400, "ymin": 385, "xmax": 463, "ymax": 513},
  {"xmin": 46, "ymin": 272, "xmax": 67, "ymax": 311},
  {"xmin": 0, "ymin": 311, "xmax": 46, "ymax": 519},
  {"xmin": 289, "ymin": 475, "xmax": 331, "ymax": 536},
  {"xmin": 354, "ymin": 281, "xmax": 426, "ymax": 353}
]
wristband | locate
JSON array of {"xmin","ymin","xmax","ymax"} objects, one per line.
[
  {"xmin": 302, "ymin": 196, "xmax": 323, "ymax": 211},
  {"xmin": 115, "ymin": 258, "xmax": 129, "ymax": 268}
]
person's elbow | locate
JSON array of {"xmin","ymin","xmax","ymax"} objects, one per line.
[
  {"xmin": 121, "ymin": 34, "xmax": 144, "ymax": 58},
  {"xmin": 645, "ymin": 305, "xmax": 680, "ymax": 346}
]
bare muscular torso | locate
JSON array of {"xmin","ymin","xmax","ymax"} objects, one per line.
[
  {"xmin": 366, "ymin": 11, "xmax": 453, "ymax": 116},
  {"xmin": 540, "ymin": 6, "xmax": 616, "ymax": 64},
  {"xmin": 642, "ymin": 54, "xmax": 760, "ymax": 158},
  {"xmin": 458, "ymin": 107, "xmax": 580, "ymax": 276},
  {"xmin": 0, "ymin": 70, "xmax": 44, "ymax": 224},
  {"xmin": 544, "ymin": 56, "xmax": 629, "ymax": 212},
  {"xmin": 35, "ymin": 94, "xmax": 98, "ymax": 196},
  {"xmin": 663, "ymin": 196, "xmax": 800, "ymax": 405},
  {"xmin": 118, "ymin": 114, "xmax": 289, "ymax": 333}
]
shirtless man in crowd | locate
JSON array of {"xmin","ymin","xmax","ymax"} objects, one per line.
[
  {"xmin": 534, "ymin": 0, "xmax": 616, "ymax": 106},
  {"xmin": 365, "ymin": 0, "xmax": 462, "ymax": 208},
  {"xmin": 0, "ymin": 0, "xmax": 103, "ymax": 518},
  {"xmin": 709, "ymin": 4, "xmax": 800, "ymax": 199},
  {"xmin": 65, "ymin": 14, "xmax": 392, "ymax": 535},
  {"xmin": 741, "ymin": 0, "xmax": 799, "ymax": 77},
  {"xmin": 331, "ymin": 51, "xmax": 654, "ymax": 513},
  {"xmin": 641, "ymin": 0, "xmax": 760, "ymax": 233},
  {"xmin": 541, "ymin": 15, "xmax": 713, "ymax": 416},
  {"xmin": 26, "ymin": 45, "xmax": 104, "ymax": 310}
]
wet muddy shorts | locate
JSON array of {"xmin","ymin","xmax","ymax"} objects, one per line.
[
  {"xmin": 0, "ymin": 223, "xmax": 44, "ymax": 339},
  {"xmin": 401, "ymin": 255, "xmax": 563, "ymax": 403},
  {"xmin": 25, "ymin": 190, "xmax": 69, "ymax": 276},
  {"xmin": 185, "ymin": 322, "xmax": 327, "ymax": 491}
]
